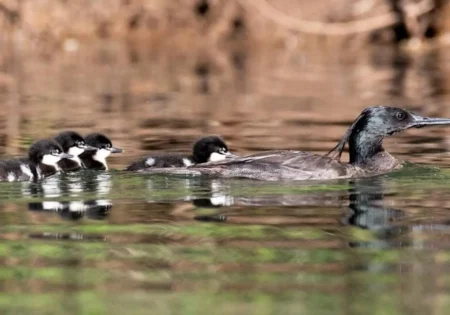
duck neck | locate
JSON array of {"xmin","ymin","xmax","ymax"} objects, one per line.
[
  {"xmin": 192, "ymin": 152, "xmax": 207, "ymax": 164},
  {"xmin": 348, "ymin": 132, "xmax": 385, "ymax": 166},
  {"xmin": 37, "ymin": 163, "xmax": 58, "ymax": 179}
]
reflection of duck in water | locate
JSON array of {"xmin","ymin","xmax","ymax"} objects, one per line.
[
  {"xmin": 28, "ymin": 199, "xmax": 112, "ymax": 221},
  {"xmin": 27, "ymin": 171, "xmax": 114, "ymax": 221},
  {"xmin": 126, "ymin": 136, "xmax": 237, "ymax": 171},
  {"xmin": 28, "ymin": 232, "xmax": 106, "ymax": 242},
  {"xmin": 141, "ymin": 106, "xmax": 450, "ymax": 181},
  {"xmin": 342, "ymin": 179, "xmax": 405, "ymax": 231},
  {"xmin": 192, "ymin": 178, "xmax": 405, "ymax": 233}
]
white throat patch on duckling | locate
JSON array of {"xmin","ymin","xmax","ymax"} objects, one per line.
[
  {"xmin": 208, "ymin": 152, "xmax": 227, "ymax": 162},
  {"xmin": 67, "ymin": 146, "xmax": 84, "ymax": 166},
  {"xmin": 41, "ymin": 154, "xmax": 62, "ymax": 170},
  {"xmin": 93, "ymin": 149, "xmax": 111, "ymax": 170}
]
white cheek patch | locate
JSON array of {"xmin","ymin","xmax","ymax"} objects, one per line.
[
  {"xmin": 209, "ymin": 152, "xmax": 226, "ymax": 162},
  {"xmin": 183, "ymin": 158, "xmax": 193, "ymax": 166},
  {"xmin": 42, "ymin": 154, "xmax": 62, "ymax": 168},
  {"xmin": 67, "ymin": 146, "xmax": 84, "ymax": 167},
  {"xmin": 96, "ymin": 149, "xmax": 111, "ymax": 159},
  {"xmin": 93, "ymin": 149, "xmax": 111, "ymax": 170},
  {"xmin": 7, "ymin": 173, "xmax": 15, "ymax": 182},
  {"xmin": 145, "ymin": 158, "xmax": 156, "ymax": 167},
  {"xmin": 68, "ymin": 146, "xmax": 84, "ymax": 157},
  {"xmin": 20, "ymin": 165, "xmax": 33, "ymax": 179}
]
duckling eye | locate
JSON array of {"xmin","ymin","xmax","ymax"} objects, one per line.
[{"xmin": 396, "ymin": 112, "xmax": 406, "ymax": 121}]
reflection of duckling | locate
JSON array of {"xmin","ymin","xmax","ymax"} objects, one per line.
[
  {"xmin": 28, "ymin": 199, "xmax": 112, "ymax": 221},
  {"xmin": 28, "ymin": 233, "xmax": 106, "ymax": 242}
]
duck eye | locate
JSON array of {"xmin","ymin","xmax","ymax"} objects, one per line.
[{"xmin": 396, "ymin": 112, "xmax": 406, "ymax": 121}]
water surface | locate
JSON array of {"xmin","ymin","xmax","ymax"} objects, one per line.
[{"xmin": 1, "ymin": 42, "xmax": 450, "ymax": 314}]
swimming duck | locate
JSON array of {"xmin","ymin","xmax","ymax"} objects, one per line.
[
  {"xmin": 125, "ymin": 136, "xmax": 237, "ymax": 171},
  {"xmin": 0, "ymin": 139, "xmax": 73, "ymax": 182},
  {"xmin": 79, "ymin": 133, "xmax": 123, "ymax": 170},
  {"xmin": 140, "ymin": 106, "xmax": 450, "ymax": 181},
  {"xmin": 54, "ymin": 131, "xmax": 96, "ymax": 172}
]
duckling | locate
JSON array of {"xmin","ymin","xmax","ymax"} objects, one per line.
[
  {"xmin": 0, "ymin": 139, "xmax": 73, "ymax": 182},
  {"xmin": 79, "ymin": 133, "xmax": 123, "ymax": 170},
  {"xmin": 54, "ymin": 131, "xmax": 96, "ymax": 172},
  {"xmin": 126, "ymin": 136, "xmax": 237, "ymax": 171}
]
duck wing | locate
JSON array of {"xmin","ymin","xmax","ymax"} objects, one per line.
[
  {"xmin": 126, "ymin": 153, "xmax": 192, "ymax": 171},
  {"xmin": 0, "ymin": 159, "xmax": 37, "ymax": 182},
  {"xmin": 191, "ymin": 150, "xmax": 351, "ymax": 181}
]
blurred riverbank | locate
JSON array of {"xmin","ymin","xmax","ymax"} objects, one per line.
[
  {"xmin": 1, "ymin": 0, "xmax": 450, "ymax": 166},
  {"xmin": 1, "ymin": 0, "xmax": 450, "ymax": 53}
]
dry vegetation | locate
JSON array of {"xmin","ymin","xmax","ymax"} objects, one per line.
[{"xmin": 0, "ymin": 0, "xmax": 450, "ymax": 52}]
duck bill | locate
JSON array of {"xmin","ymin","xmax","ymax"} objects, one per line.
[
  {"xmin": 58, "ymin": 153, "xmax": 74, "ymax": 159},
  {"xmin": 410, "ymin": 114, "xmax": 450, "ymax": 128},
  {"xmin": 109, "ymin": 147, "xmax": 123, "ymax": 154},
  {"xmin": 225, "ymin": 152, "xmax": 239, "ymax": 159},
  {"xmin": 81, "ymin": 145, "xmax": 97, "ymax": 151}
]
